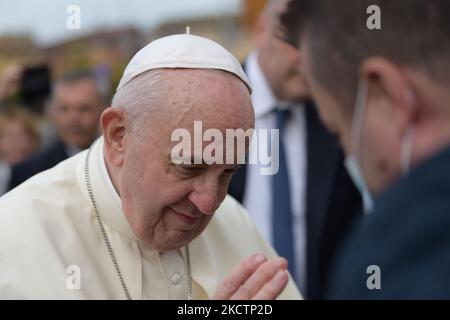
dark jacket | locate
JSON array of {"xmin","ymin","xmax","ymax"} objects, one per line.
[
  {"xmin": 8, "ymin": 141, "xmax": 69, "ymax": 190},
  {"xmin": 327, "ymin": 146, "xmax": 450, "ymax": 299}
]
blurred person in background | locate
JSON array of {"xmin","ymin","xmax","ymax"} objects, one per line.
[
  {"xmin": 0, "ymin": 62, "xmax": 54, "ymax": 147},
  {"xmin": 8, "ymin": 70, "xmax": 104, "ymax": 190},
  {"xmin": 0, "ymin": 63, "xmax": 51, "ymax": 115},
  {"xmin": 282, "ymin": 0, "xmax": 450, "ymax": 298},
  {"xmin": 228, "ymin": 0, "xmax": 361, "ymax": 298},
  {"xmin": 0, "ymin": 64, "xmax": 24, "ymax": 110},
  {"xmin": 0, "ymin": 108, "xmax": 41, "ymax": 195}
]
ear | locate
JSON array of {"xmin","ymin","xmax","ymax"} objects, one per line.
[
  {"xmin": 360, "ymin": 57, "xmax": 417, "ymax": 136},
  {"xmin": 100, "ymin": 107, "xmax": 127, "ymax": 167}
]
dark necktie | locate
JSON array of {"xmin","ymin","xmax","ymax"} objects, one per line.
[{"xmin": 272, "ymin": 108, "xmax": 296, "ymax": 281}]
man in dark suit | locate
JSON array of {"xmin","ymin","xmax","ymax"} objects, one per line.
[
  {"xmin": 8, "ymin": 70, "xmax": 103, "ymax": 189},
  {"xmin": 281, "ymin": 0, "xmax": 450, "ymax": 298},
  {"xmin": 228, "ymin": 0, "xmax": 361, "ymax": 299}
]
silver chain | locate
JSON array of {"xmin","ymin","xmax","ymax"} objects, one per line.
[
  {"xmin": 185, "ymin": 245, "xmax": 192, "ymax": 300},
  {"xmin": 84, "ymin": 147, "xmax": 193, "ymax": 300}
]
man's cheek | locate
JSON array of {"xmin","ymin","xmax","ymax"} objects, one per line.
[{"xmin": 317, "ymin": 106, "xmax": 338, "ymax": 135}]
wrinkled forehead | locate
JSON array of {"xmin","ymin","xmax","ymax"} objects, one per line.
[
  {"xmin": 136, "ymin": 69, "xmax": 254, "ymax": 162},
  {"xmin": 163, "ymin": 68, "xmax": 251, "ymax": 97},
  {"xmin": 154, "ymin": 69, "xmax": 253, "ymax": 130}
]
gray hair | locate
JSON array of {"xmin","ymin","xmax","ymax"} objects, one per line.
[
  {"xmin": 111, "ymin": 69, "xmax": 165, "ymax": 134},
  {"xmin": 51, "ymin": 69, "xmax": 101, "ymax": 101},
  {"xmin": 111, "ymin": 68, "xmax": 242, "ymax": 134}
]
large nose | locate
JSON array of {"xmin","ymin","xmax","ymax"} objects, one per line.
[{"xmin": 187, "ymin": 175, "xmax": 223, "ymax": 215}]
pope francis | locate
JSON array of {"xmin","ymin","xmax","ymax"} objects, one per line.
[{"xmin": 0, "ymin": 34, "xmax": 301, "ymax": 300}]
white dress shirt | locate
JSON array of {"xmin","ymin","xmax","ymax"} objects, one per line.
[{"xmin": 243, "ymin": 51, "xmax": 307, "ymax": 292}]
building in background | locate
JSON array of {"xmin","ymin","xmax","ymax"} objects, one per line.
[{"xmin": 0, "ymin": 0, "xmax": 269, "ymax": 103}]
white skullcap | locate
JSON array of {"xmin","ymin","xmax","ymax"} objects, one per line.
[{"xmin": 116, "ymin": 34, "xmax": 252, "ymax": 93}]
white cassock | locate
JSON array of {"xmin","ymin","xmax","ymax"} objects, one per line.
[{"xmin": 0, "ymin": 137, "xmax": 302, "ymax": 299}]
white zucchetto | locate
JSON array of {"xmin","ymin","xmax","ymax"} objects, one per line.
[{"xmin": 116, "ymin": 34, "xmax": 252, "ymax": 93}]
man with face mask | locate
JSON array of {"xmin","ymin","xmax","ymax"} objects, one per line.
[{"xmin": 281, "ymin": 0, "xmax": 450, "ymax": 298}]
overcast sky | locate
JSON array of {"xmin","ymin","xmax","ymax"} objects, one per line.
[{"xmin": 0, "ymin": 0, "xmax": 242, "ymax": 45}]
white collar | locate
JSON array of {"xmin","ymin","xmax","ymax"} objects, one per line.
[
  {"xmin": 98, "ymin": 138, "xmax": 121, "ymax": 206},
  {"xmin": 77, "ymin": 137, "xmax": 138, "ymax": 241}
]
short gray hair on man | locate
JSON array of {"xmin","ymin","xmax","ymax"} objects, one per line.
[
  {"xmin": 111, "ymin": 69, "xmax": 165, "ymax": 134},
  {"xmin": 111, "ymin": 68, "xmax": 246, "ymax": 134}
]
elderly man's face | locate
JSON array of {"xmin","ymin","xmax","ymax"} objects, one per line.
[{"xmin": 119, "ymin": 70, "xmax": 254, "ymax": 251}]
